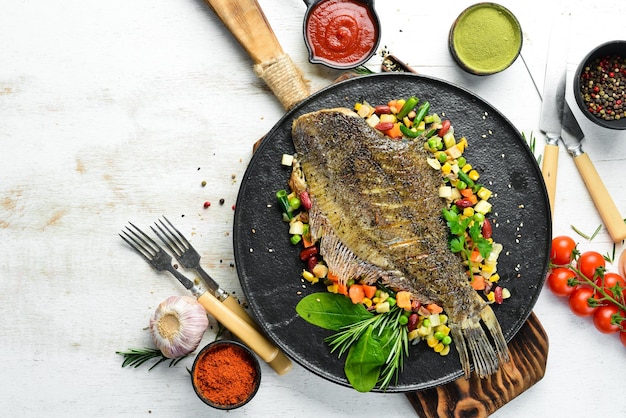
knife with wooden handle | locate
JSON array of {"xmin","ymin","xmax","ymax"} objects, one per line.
[
  {"xmin": 538, "ymin": 16, "xmax": 568, "ymax": 217},
  {"xmin": 560, "ymin": 102, "xmax": 626, "ymax": 243}
]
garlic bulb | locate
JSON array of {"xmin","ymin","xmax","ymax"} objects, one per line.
[{"xmin": 150, "ymin": 295, "xmax": 209, "ymax": 358}]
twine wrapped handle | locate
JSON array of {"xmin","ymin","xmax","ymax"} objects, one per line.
[{"xmin": 254, "ymin": 54, "xmax": 310, "ymax": 110}]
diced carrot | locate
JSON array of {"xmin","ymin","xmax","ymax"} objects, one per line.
[
  {"xmin": 337, "ymin": 281, "xmax": 348, "ymax": 296},
  {"xmin": 301, "ymin": 234, "xmax": 315, "ymax": 248},
  {"xmin": 348, "ymin": 284, "xmax": 365, "ymax": 304},
  {"xmin": 362, "ymin": 284, "xmax": 377, "ymax": 299},
  {"xmin": 471, "ymin": 275, "xmax": 486, "ymax": 290},
  {"xmin": 384, "ymin": 122, "xmax": 402, "ymax": 139},
  {"xmin": 467, "ymin": 194, "xmax": 478, "ymax": 205},
  {"xmin": 470, "ymin": 249, "xmax": 483, "ymax": 263},
  {"xmin": 426, "ymin": 304, "xmax": 444, "ymax": 314},
  {"xmin": 396, "ymin": 291, "xmax": 412, "ymax": 310},
  {"xmin": 460, "ymin": 188, "xmax": 474, "ymax": 198},
  {"xmin": 327, "ymin": 271, "xmax": 340, "ymax": 283}
]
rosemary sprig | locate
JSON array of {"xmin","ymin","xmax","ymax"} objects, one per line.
[
  {"xmin": 571, "ymin": 223, "xmax": 602, "ymax": 241},
  {"xmin": 116, "ymin": 348, "xmax": 188, "ymax": 370}
]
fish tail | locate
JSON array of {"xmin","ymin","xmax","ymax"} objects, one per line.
[
  {"xmin": 480, "ymin": 304, "xmax": 511, "ymax": 366},
  {"xmin": 450, "ymin": 304, "xmax": 510, "ymax": 379}
]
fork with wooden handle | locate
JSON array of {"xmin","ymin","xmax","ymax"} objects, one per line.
[{"xmin": 120, "ymin": 222, "xmax": 292, "ymax": 375}]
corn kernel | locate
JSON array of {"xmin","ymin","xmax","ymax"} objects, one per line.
[
  {"xmin": 417, "ymin": 326, "xmax": 431, "ymax": 337},
  {"xmin": 439, "ymin": 345, "xmax": 451, "ymax": 356},
  {"xmin": 380, "ymin": 113, "xmax": 396, "ymax": 123},
  {"xmin": 468, "ymin": 169, "xmax": 480, "ymax": 181},
  {"xmin": 439, "ymin": 314, "xmax": 448, "ymax": 324},
  {"xmin": 408, "ymin": 329, "xmax": 420, "ymax": 341},
  {"xmin": 327, "ymin": 284, "xmax": 338, "ymax": 293},
  {"xmin": 489, "ymin": 273, "xmax": 501, "ymax": 283},
  {"xmin": 477, "ymin": 187, "xmax": 492, "ymax": 200},
  {"xmin": 433, "ymin": 342, "xmax": 445, "ymax": 353},
  {"xmin": 461, "ymin": 163, "xmax": 472, "ymax": 173},
  {"xmin": 441, "ymin": 162, "xmax": 452, "ymax": 174},
  {"xmin": 375, "ymin": 301, "xmax": 390, "ymax": 313},
  {"xmin": 435, "ymin": 324, "xmax": 450, "ymax": 336},
  {"xmin": 462, "ymin": 207, "xmax": 474, "ymax": 217},
  {"xmin": 486, "ymin": 291, "xmax": 495, "ymax": 302},
  {"xmin": 427, "ymin": 336, "xmax": 439, "ymax": 348},
  {"xmin": 362, "ymin": 297, "xmax": 373, "ymax": 308},
  {"xmin": 302, "ymin": 270, "xmax": 318, "ymax": 284}
]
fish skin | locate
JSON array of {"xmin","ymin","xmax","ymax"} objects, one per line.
[{"xmin": 291, "ymin": 108, "xmax": 510, "ymax": 378}]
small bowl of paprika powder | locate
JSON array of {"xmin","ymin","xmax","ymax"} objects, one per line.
[
  {"xmin": 191, "ymin": 340, "xmax": 261, "ymax": 410},
  {"xmin": 302, "ymin": 0, "xmax": 381, "ymax": 70},
  {"xmin": 574, "ymin": 40, "xmax": 626, "ymax": 130}
]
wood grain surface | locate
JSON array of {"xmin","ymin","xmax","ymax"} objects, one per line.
[{"xmin": 1, "ymin": 1, "xmax": 625, "ymax": 417}]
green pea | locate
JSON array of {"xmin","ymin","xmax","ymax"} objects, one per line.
[
  {"xmin": 387, "ymin": 297, "xmax": 396, "ymax": 307},
  {"xmin": 289, "ymin": 197, "xmax": 301, "ymax": 210},
  {"xmin": 442, "ymin": 336, "xmax": 452, "ymax": 345},
  {"xmin": 456, "ymin": 180, "xmax": 467, "ymax": 190},
  {"xmin": 422, "ymin": 319, "xmax": 431, "ymax": 328},
  {"xmin": 398, "ymin": 315, "xmax": 409, "ymax": 325},
  {"xmin": 434, "ymin": 331, "xmax": 445, "ymax": 341},
  {"xmin": 457, "ymin": 156, "xmax": 467, "ymax": 167}
]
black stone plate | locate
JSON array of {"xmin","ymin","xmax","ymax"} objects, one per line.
[{"xmin": 233, "ymin": 73, "xmax": 551, "ymax": 392}]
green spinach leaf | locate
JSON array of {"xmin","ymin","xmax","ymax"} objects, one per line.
[{"xmin": 296, "ymin": 292, "xmax": 373, "ymax": 331}]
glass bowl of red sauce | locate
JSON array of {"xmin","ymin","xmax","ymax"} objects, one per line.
[
  {"xmin": 191, "ymin": 340, "xmax": 261, "ymax": 410},
  {"xmin": 303, "ymin": 0, "xmax": 380, "ymax": 70}
]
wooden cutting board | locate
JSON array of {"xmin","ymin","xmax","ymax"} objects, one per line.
[{"xmin": 406, "ymin": 312, "xmax": 548, "ymax": 417}]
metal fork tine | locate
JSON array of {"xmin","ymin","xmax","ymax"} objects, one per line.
[
  {"xmin": 128, "ymin": 222, "xmax": 161, "ymax": 252},
  {"xmin": 119, "ymin": 231, "xmax": 152, "ymax": 260},
  {"xmin": 162, "ymin": 215, "xmax": 191, "ymax": 248},
  {"xmin": 151, "ymin": 223, "xmax": 182, "ymax": 256}
]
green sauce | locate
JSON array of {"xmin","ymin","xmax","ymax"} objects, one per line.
[{"xmin": 450, "ymin": 3, "xmax": 522, "ymax": 75}]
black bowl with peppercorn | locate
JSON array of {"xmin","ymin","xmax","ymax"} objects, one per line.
[{"xmin": 574, "ymin": 40, "xmax": 626, "ymax": 130}]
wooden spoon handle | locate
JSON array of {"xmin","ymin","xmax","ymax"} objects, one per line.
[{"xmin": 203, "ymin": 0, "xmax": 283, "ymax": 64}]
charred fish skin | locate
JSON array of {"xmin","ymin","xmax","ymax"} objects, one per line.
[{"xmin": 291, "ymin": 108, "xmax": 510, "ymax": 378}]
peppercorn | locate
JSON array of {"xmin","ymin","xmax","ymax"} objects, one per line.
[{"xmin": 579, "ymin": 54, "xmax": 626, "ymax": 121}]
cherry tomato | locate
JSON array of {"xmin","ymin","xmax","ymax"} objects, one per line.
[
  {"xmin": 546, "ymin": 267, "xmax": 578, "ymax": 297},
  {"xmin": 577, "ymin": 251, "xmax": 606, "ymax": 281},
  {"xmin": 592, "ymin": 305, "xmax": 621, "ymax": 334},
  {"xmin": 568, "ymin": 287, "xmax": 598, "ymax": 317},
  {"xmin": 550, "ymin": 236, "xmax": 576, "ymax": 265},
  {"xmin": 620, "ymin": 330, "xmax": 626, "ymax": 348},
  {"xmin": 594, "ymin": 272, "xmax": 626, "ymax": 300}
]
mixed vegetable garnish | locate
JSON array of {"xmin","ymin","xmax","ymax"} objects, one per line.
[{"xmin": 277, "ymin": 97, "xmax": 508, "ymax": 391}]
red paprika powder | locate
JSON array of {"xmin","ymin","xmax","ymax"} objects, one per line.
[{"xmin": 191, "ymin": 341, "xmax": 261, "ymax": 409}]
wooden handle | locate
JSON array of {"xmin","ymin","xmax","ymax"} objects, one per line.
[
  {"xmin": 541, "ymin": 144, "xmax": 559, "ymax": 217},
  {"xmin": 222, "ymin": 294, "xmax": 261, "ymax": 330},
  {"xmin": 203, "ymin": 0, "xmax": 283, "ymax": 64},
  {"xmin": 197, "ymin": 292, "xmax": 279, "ymax": 362},
  {"xmin": 573, "ymin": 153, "xmax": 626, "ymax": 242}
]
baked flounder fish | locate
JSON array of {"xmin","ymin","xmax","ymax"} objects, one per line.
[{"xmin": 290, "ymin": 108, "xmax": 510, "ymax": 378}]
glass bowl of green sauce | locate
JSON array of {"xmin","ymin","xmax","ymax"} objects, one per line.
[{"xmin": 448, "ymin": 3, "xmax": 522, "ymax": 76}]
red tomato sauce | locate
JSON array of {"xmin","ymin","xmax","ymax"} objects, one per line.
[{"xmin": 305, "ymin": 0, "xmax": 378, "ymax": 68}]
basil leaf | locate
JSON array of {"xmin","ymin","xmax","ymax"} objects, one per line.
[
  {"xmin": 344, "ymin": 325, "xmax": 385, "ymax": 392},
  {"xmin": 296, "ymin": 292, "xmax": 373, "ymax": 331}
]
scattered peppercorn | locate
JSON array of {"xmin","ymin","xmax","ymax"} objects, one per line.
[
  {"xmin": 579, "ymin": 54, "xmax": 626, "ymax": 121},
  {"xmin": 203, "ymin": 201, "xmax": 211, "ymax": 208},
  {"xmin": 219, "ymin": 198, "xmax": 225, "ymax": 205},
  {"xmin": 232, "ymin": 205, "xmax": 236, "ymax": 211},
  {"xmin": 201, "ymin": 180, "xmax": 207, "ymax": 187}
]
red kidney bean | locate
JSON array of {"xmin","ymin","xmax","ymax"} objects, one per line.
[
  {"xmin": 374, "ymin": 105, "xmax": 391, "ymax": 115},
  {"xmin": 299, "ymin": 191, "xmax": 312, "ymax": 210},
  {"xmin": 407, "ymin": 313, "xmax": 419, "ymax": 332},
  {"xmin": 455, "ymin": 199, "xmax": 473, "ymax": 209},
  {"xmin": 481, "ymin": 218, "xmax": 492, "ymax": 239},
  {"xmin": 375, "ymin": 122, "xmax": 394, "ymax": 131},
  {"xmin": 299, "ymin": 246, "xmax": 318, "ymax": 261},
  {"xmin": 494, "ymin": 286, "xmax": 503, "ymax": 304},
  {"xmin": 438, "ymin": 119, "xmax": 451, "ymax": 137},
  {"xmin": 307, "ymin": 256, "xmax": 319, "ymax": 272}
]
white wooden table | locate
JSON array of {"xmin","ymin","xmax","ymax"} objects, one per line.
[{"xmin": 1, "ymin": 0, "xmax": 625, "ymax": 416}]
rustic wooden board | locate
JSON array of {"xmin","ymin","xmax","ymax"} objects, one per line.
[{"xmin": 406, "ymin": 312, "xmax": 549, "ymax": 418}]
